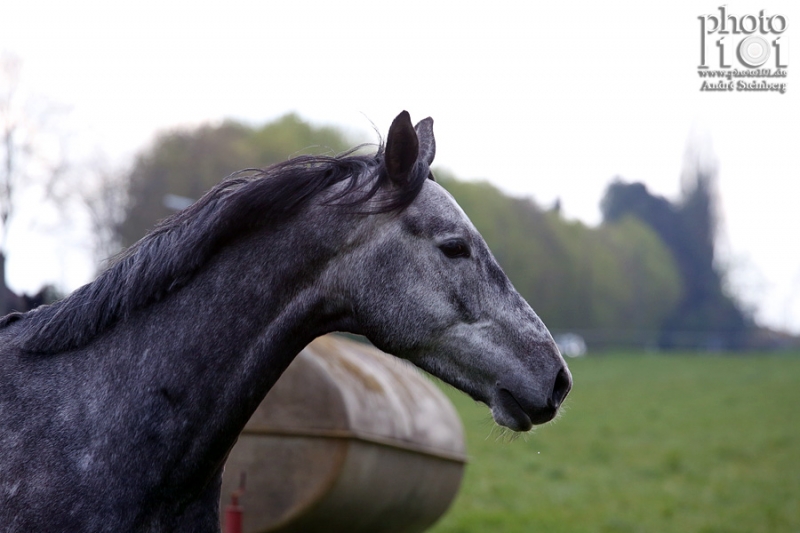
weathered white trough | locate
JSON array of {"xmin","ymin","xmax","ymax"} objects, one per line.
[{"xmin": 220, "ymin": 334, "xmax": 467, "ymax": 533}]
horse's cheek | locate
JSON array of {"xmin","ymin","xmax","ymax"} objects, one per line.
[{"xmin": 350, "ymin": 254, "xmax": 440, "ymax": 350}]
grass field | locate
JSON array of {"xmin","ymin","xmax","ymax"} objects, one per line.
[{"xmin": 428, "ymin": 352, "xmax": 800, "ymax": 533}]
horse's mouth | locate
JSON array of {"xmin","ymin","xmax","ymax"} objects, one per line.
[
  {"xmin": 493, "ymin": 388, "xmax": 534, "ymax": 431},
  {"xmin": 493, "ymin": 388, "xmax": 558, "ymax": 432}
]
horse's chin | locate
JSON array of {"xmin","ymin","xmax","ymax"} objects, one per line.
[
  {"xmin": 491, "ymin": 388, "xmax": 558, "ymax": 432},
  {"xmin": 491, "ymin": 390, "xmax": 533, "ymax": 432}
]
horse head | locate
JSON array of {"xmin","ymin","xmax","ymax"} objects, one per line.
[{"xmin": 334, "ymin": 111, "xmax": 572, "ymax": 431}]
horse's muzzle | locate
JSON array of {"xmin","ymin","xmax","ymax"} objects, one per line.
[{"xmin": 493, "ymin": 365, "xmax": 572, "ymax": 431}]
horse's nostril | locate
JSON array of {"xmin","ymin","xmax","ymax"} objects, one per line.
[{"xmin": 549, "ymin": 367, "xmax": 572, "ymax": 409}]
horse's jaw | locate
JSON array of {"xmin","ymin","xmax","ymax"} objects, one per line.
[{"xmin": 403, "ymin": 320, "xmax": 572, "ymax": 433}]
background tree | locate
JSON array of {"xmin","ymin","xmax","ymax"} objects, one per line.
[
  {"xmin": 119, "ymin": 114, "xmax": 353, "ymax": 248},
  {"xmin": 0, "ymin": 52, "xmax": 69, "ymax": 313},
  {"xmin": 600, "ymin": 154, "xmax": 750, "ymax": 348},
  {"xmin": 0, "ymin": 53, "xmax": 24, "ymax": 256},
  {"xmin": 73, "ymin": 158, "xmax": 130, "ymax": 269}
]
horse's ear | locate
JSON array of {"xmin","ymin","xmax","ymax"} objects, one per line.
[
  {"xmin": 385, "ymin": 111, "xmax": 419, "ymax": 186},
  {"xmin": 414, "ymin": 117, "xmax": 435, "ymax": 167}
]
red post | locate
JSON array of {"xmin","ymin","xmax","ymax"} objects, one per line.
[
  {"xmin": 223, "ymin": 472, "xmax": 246, "ymax": 533},
  {"xmin": 223, "ymin": 495, "xmax": 242, "ymax": 533}
]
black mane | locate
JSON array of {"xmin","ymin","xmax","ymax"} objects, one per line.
[{"xmin": 5, "ymin": 147, "xmax": 432, "ymax": 354}]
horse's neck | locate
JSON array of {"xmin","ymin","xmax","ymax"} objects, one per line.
[{"xmin": 102, "ymin": 216, "xmax": 353, "ymax": 493}]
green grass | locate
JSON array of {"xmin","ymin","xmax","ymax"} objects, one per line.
[{"xmin": 428, "ymin": 353, "xmax": 800, "ymax": 533}]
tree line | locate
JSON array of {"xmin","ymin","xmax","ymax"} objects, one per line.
[
  {"xmin": 0, "ymin": 56, "xmax": 770, "ymax": 348},
  {"xmin": 14, "ymin": 113, "xmax": 770, "ymax": 350}
]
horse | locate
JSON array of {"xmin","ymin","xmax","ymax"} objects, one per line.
[{"xmin": 0, "ymin": 111, "xmax": 572, "ymax": 532}]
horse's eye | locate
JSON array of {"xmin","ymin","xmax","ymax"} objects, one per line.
[{"xmin": 439, "ymin": 240, "xmax": 471, "ymax": 259}]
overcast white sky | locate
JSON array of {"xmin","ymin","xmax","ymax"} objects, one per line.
[{"xmin": 2, "ymin": 0, "xmax": 799, "ymax": 333}]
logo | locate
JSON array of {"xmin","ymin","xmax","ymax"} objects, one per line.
[{"xmin": 698, "ymin": 6, "xmax": 789, "ymax": 93}]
